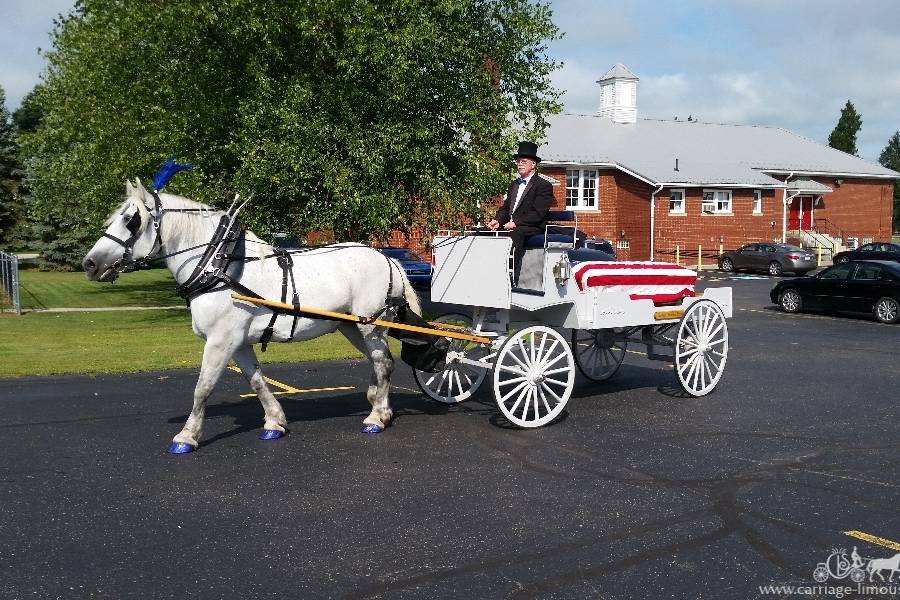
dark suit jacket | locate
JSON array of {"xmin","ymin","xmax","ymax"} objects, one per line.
[{"xmin": 495, "ymin": 174, "xmax": 554, "ymax": 229}]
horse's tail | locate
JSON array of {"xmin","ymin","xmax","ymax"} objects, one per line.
[{"xmin": 390, "ymin": 258, "xmax": 422, "ymax": 316}]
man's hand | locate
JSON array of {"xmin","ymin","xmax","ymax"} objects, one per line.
[
  {"xmin": 503, "ymin": 220, "xmax": 517, "ymax": 230},
  {"xmin": 487, "ymin": 219, "xmax": 500, "ymax": 230}
]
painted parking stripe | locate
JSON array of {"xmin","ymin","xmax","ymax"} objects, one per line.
[
  {"xmin": 844, "ymin": 530, "xmax": 900, "ymax": 551},
  {"xmin": 226, "ymin": 365, "xmax": 354, "ymax": 397}
]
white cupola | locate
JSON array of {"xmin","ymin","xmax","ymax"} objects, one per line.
[{"xmin": 597, "ymin": 63, "xmax": 639, "ymax": 124}]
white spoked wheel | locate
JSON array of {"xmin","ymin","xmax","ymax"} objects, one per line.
[
  {"xmin": 572, "ymin": 328, "xmax": 627, "ymax": 382},
  {"xmin": 413, "ymin": 313, "xmax": 489, "ymax": 404},
  {"xmin": 492, "ymin": 325, "xmax": 575, "ymax": 428},
  {"xmin": 674, "ymin": 299, "xmax": 728, "ymax": 397}
]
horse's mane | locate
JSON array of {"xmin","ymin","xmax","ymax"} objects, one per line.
[{"xmin": 111, "ymin": 186, "xmax": 271, "ymax": 254}]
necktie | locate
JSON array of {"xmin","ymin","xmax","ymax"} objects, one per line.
[{"xmin": 516, "ymin": 177, "xmax": 527, "ymax": 185}]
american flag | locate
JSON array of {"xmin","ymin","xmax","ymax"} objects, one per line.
[{"xmin": 574, "ymin": 261, "xmax": 697, "ymax": 304}]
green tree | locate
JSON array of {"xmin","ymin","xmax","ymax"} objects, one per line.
[
  {"xmin": 22, "ymin": 0, "xmax": 562, "ymax": 267},
  {"xmin": 827, "ymin": 100, "xmax": 862, "ymax": 156},
  {"xmin": 879, "ymin": 130, "xmax": 900, "ymax": 232},
  {"xmin": 13, "ymin": 86, "xmax": 45, "ymax": 134},
  {"xmin": 0, "ymin": 86, "xmax": 26, "ymax": 249}
]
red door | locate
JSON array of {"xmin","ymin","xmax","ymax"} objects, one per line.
[{"xmin": 788, "ymin": 196, "xmax": 813, "ymax": 230}]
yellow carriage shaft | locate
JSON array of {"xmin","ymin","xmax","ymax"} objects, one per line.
[{"xmin": 230, "ymin": 293, "xmax": 492, "ymax": 345}]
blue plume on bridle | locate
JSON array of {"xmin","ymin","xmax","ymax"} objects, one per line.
[{"xmin": 152, "ymin": 158, "xmax": 194, "ymax": 191}]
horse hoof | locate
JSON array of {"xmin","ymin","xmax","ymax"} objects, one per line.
[
  {"xmin": 259, "ymin": 429, "xmax": 284, "ymax": 441},
  {"xmin": 361, "ymin": 424, "xmax": 383, "ymax": 434},
  {"xmin": 167, "ymin": 442, "xmax": 195, "ymax": 454}
]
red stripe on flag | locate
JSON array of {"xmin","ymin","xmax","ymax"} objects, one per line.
[{"xmin": 628, "ymin": 289, "xmax": 696, "ymax": 303}]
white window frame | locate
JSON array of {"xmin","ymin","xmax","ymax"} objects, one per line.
[
  {"xmin": 669, "ymin": 189, "xmax": 685, "ymax": 214},
  {"xmin": 752, "ymin": 190, "xmax": 762, "ymax": 214},
  {"xmin": 701, "ymin": 189, "xmax": 732, "ymax": 214},
  {"xmin": 565, "ymin": 168, "xmax": 599, "ymax": 210}
]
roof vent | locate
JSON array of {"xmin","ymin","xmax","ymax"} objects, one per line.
[{"xmin": 597, "ymin": 63, "xmax": 638, "ymax": 124}]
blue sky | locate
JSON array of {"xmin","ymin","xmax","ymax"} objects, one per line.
[{"xmin": 2, "ymin": 0, "xmax": 899, "ymax": 161}]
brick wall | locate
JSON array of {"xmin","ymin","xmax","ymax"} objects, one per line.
[
  {"xmin": 801, "ymin": 177, "xmax": 894, "ymax": 242},
  {"xmin": 653, "ymin": 187, "xmax": 781, "ymax": 259}
]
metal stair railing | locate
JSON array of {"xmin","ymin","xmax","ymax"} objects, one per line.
[
  {"xmin": 813, "ymin": 217, "xmax": 846, "ymax": 245},
  {"xmin": 800, "ymin": 229, "xmax": 837, "ymax": 258}
]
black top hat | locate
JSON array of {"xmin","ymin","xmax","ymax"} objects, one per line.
[{"xmin": 513, "ymin": 141, "xmax": 541, "ymax": 163}]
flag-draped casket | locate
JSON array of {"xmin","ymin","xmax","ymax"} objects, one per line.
[{"xmin": 573, "ymin": 261, "xmax": 697, "ymax": 304}]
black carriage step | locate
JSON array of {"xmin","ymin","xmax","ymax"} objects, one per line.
[
  {"xmin": 645, "ymin": 349, "xmax": 674, "ymax": 363},
  {"xmin": 511, "ymin": 287, "xmax": 545, "ymax": 297}
]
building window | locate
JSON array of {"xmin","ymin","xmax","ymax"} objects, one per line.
[
  {"xmin": 701, "ymin": 189, "xmax": 732, "ymax": 214},
  {"xmin": 753, "ymin": 190, "xmax": 762, "ymax": 214},
  {"xmin": 566, "ymin": 169, "xmax": 598, "ymax": 209},
  {"xmin": 669, "ymin": 189, "xmax": 685, "ymax": 214},
  {"xmin": 616, "ymin": 239, "xmax": 630, "ymax": 250}
]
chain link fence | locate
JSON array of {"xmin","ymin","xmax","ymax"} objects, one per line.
[{"xmin": 1, "ymin": 251, "xmax": 21, "ymax": 314}]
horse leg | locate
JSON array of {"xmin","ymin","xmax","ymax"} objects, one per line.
[
  {"xmin": 339, "ymin": 323, "xmax": 394, "ymax": 433},
  {"xmin": 232, "ymin": 345, "xmax": 288, "ymax": 440},
  {"xmin": 169, "ymin": 337, "xmax": 235, "ymax": 453}
]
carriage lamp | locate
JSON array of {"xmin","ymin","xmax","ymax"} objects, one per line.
[{"xmin": 553, "ymin": 254, "xmax": 572, "ymax": 285}]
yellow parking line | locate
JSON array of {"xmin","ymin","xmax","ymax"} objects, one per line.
[
  {"xmin": 239, "ymin": 386, "xmax": 354, "ymax": 398},
  {"xmin": 226, "ymin": 365, "xmax": 354, "ymax": 397},
  {"xmin": 844, "ymin": 530, "xmax": 900, "ymax": 551}
]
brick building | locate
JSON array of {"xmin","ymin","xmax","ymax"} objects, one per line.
[{"xmin": 534, "ymin": 63, "xmax": 899, "ymax": 261}]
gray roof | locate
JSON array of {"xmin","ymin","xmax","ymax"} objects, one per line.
[
  {"xmin": 540, "ymin": 113, "xmax": 900, "ymax": 187},
  {"xmin": 597, "ymin": 63, "xmax": 639, "ymax": 82},
  {"xmin": 786, "ymin": 177, "xmax": 832, "ymax": 193}
]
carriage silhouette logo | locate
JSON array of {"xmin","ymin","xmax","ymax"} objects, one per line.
[{"xmin": 812, "ymin": 547, "xmax": 900, "ymax": 583}]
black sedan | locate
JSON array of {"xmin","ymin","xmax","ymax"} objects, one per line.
[
  {"xmin": 376, "ymin": 247, "xmax": 432, "ymax": 291},
  {"xmin": 770, "ymin": 260, "xmax": 900, "ymax": 323},
  {"xmin": 719, "ymin": 243, "xmax": 816, "ymax": 276},
  {"xmin": 833, "ymin": 242, "xmax": 900, "ymax": 264}
]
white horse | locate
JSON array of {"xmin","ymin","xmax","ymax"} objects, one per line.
[
  {"xmin": 82, "ymin": 179, "xmax": 421, "ymax": 453},
  {"xmin": 868, "ymin": 552, "xmax": 900, "ymax": 582}
]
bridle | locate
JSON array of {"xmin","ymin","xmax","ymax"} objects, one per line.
[{"xmin": 101, "ymin": 190, "xmax": 167, "ymax": 277}]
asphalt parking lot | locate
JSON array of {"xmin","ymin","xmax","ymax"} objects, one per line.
[{"xmin": 1, "ymin": 274, "xmax": 899, "ymax": 599}]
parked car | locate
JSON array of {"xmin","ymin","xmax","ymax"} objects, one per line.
[
  {"xmin": 581, "ymin": 238, "xmax": 616, "ymax": 257},
  {"xmin": 770, "ymin": 260, "xmax": 900, "ymax": 324},
  {"xmin": 375, "ymin": 247, "xmax": 432, "ymax": 290},
  {"xmin": 719, "ymin": 243, "xmax": 816, "ymax": 276},
  {"xmin": 833, "ymin": 242, "xmax": 900, "ymax": 264}
]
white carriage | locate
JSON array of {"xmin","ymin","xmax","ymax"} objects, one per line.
[{"xmin": 412, "ymin": 227, "xmax": 733, "ymax": 428}]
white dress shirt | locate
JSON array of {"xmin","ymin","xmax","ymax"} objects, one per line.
[{"xmin": 511, "ymin": 174, "xmax": 533, "ymax": 215}]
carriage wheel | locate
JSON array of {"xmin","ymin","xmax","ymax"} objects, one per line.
[
  {"xmin": 572, "ymin": 328, "xmax": 627, "ymax": 382},
  {"xmin": 812, "ymin": 565, "xmax": 829, "ymax": 583},
  {"xmin": 492, "ymin": 325, "xmax": 575, "ymax": 428},
  {"xmin": 413, "ymin": 313, "xmax": 489, "ymax": 404},
  {"xmin": 674, "ymin": 299, "xmax": 728, "ymax": 397}
]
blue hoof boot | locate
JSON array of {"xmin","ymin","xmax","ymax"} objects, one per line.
[
  {"xmin": 259, "ymin": 429, "xmax": 284, "ymax": 441},
  {"xmin": 168, "ymin": 442, "xmax": 194, "ymax": 454},
  {"xmin": 361, "ymin": 424, "xmax": 384, "ymax": 434}
]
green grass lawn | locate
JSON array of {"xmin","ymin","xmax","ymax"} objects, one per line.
[
  {"xmin": 18, "ymin": 268, "xmax": 183, "ymax": 309},
  {"xmin": 0, "ymin": 309, "xmax": 379, "ymax": 378},
  {"xmin": 3, "ymin": 269, "xmax": 411, "ymax": 378}
]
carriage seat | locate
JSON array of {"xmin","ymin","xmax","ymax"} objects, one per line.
[{"xmin": 524, "ymin": 211, "xmax": 580, "ymax": 249}]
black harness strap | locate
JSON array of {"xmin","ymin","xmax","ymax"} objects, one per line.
[{"xmin": 259, "ymin": 248, "xmax": 298, "ymax": 351}]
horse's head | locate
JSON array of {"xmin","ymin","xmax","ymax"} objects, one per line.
[{"xmin": 82, "ymin": 179, "xmax": 159, "ymax": 282}]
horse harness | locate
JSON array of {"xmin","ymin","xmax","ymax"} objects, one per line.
[{"xmin": 103, "ymin": 192, "xmax": 408, "ymax": 351}]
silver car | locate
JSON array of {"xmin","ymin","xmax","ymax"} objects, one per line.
[{"xmin": 719, "ymin": 243, "xmax": 816, "ymax": 276}]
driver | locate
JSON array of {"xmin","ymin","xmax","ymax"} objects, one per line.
[{"xmin": 487, "ymin": 141, "xmax": 553, "ymax": 286}]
